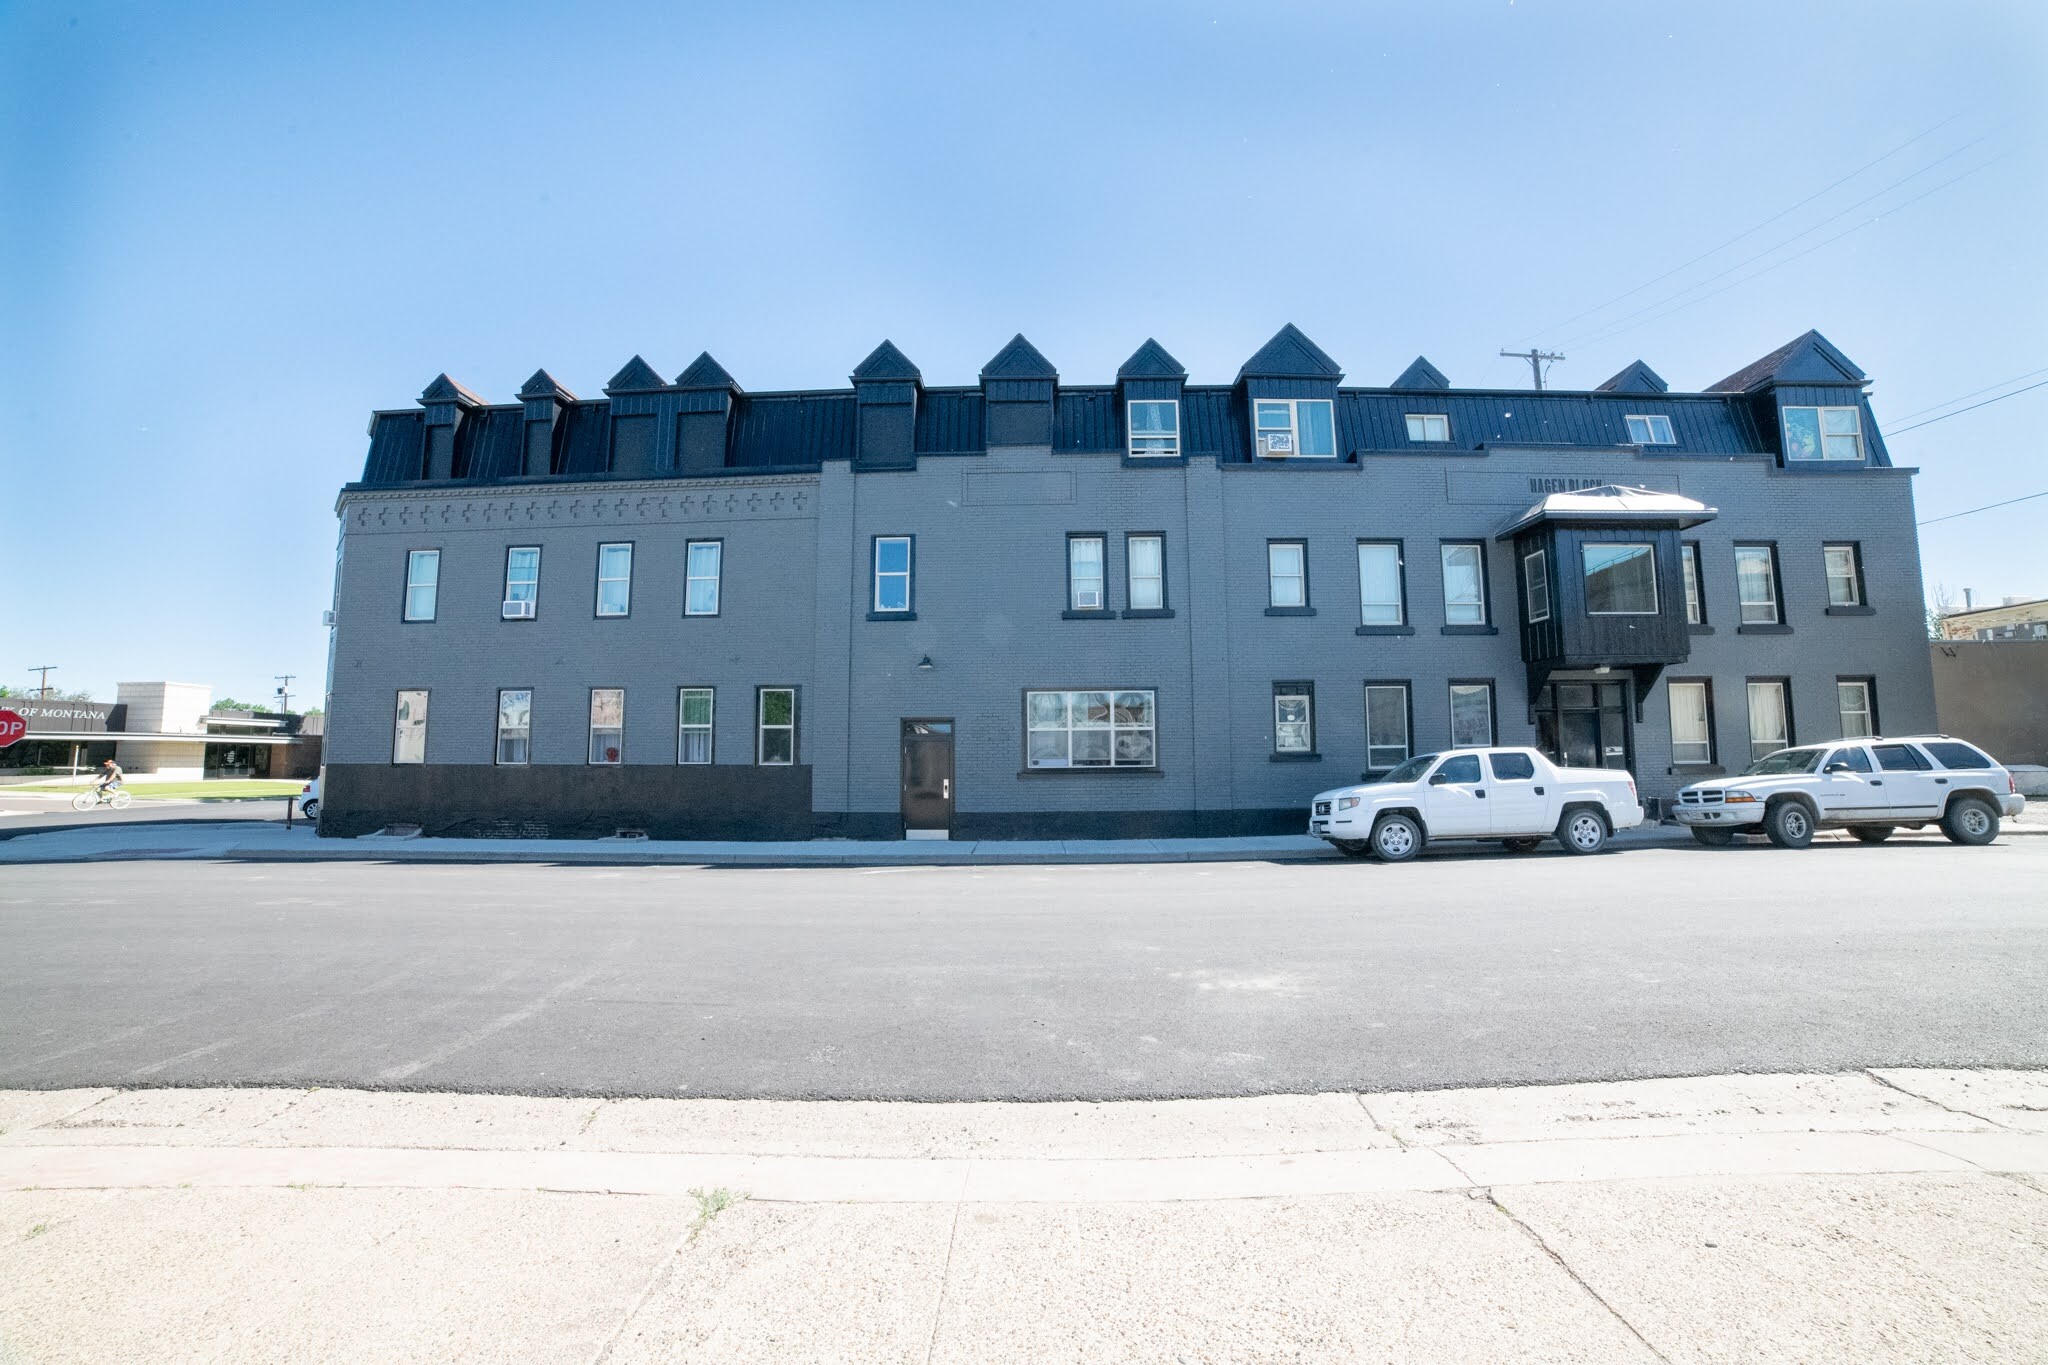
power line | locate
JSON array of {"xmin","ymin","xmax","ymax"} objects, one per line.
[
  {"xmin": 1558, "ymin": 136, "xmax": 1995, "ymax": 350},
  {"xmin": 1885, "ymin": 364, "xmax": 2048, "ymax": 424},
  {"xmin": 1565, "ymin": 151, "xmax": 2011, "ymax": 350},
  {"xmin": 1499, "ymin": 348, "xmax": 1566, "ymax": 390},
  {"xmin": 1919, "ymin": 488, "xmax": 2048, "ymax": 526},
  {"xmin": 1513, "ymin": 115, "xmax": 1958, "ymax": 345},
  {"xmin": 1889, "ymin": 378, "xmax": 2048, "ymax": 435}
]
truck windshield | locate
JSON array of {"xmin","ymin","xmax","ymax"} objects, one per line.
[
  {"xmin": 1375, "ymin": 754, "xmax": 1439, "ymax": 784},
  {"xmin": 1742, "ymin": 747, "xmax": 1825, "ymax": 776}
]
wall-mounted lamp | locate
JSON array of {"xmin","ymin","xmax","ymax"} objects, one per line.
[
  {"xmin": 1594, "ymin": 664, "xmax": 1613, "ymax": 675},
  {"xmin": 916, "ymin": 655, "xmax": 935, "ymax": 671}
]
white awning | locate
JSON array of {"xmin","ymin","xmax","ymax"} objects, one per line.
[{"xmin": 1496, "ymin": 484, "xmax": 1718, "ymax": 539}]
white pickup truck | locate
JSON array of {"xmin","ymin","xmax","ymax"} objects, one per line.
[{"xmin": 1308, "ymin": 747, "xmax": 1644, "ymax": 862}]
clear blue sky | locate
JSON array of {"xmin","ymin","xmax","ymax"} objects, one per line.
[{"xmin": 4, "ymin": 1, "xmax": 2043, "ymax": 705}]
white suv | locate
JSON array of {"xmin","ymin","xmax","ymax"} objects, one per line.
[{"xmin": 1674, "ymin": 735, "xmax": 2025, "ymax": 849}]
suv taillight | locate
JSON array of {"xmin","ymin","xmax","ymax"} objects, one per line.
[{"xmin": 2012, "ymin": 771, "xmax": 2020, "ymax": 795}]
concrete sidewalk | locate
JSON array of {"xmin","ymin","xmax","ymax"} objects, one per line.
[
  {"xmin": 5, "ymin": 1070, "xmax": 2046, "ymax": 1361},
  {"xmin": 6, "ymin": 810, "xmax": 2039, "ymax": 866}
]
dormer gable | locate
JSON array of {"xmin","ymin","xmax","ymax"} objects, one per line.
[
  {"xmin": 981, "ymin": 333, "xmax": 1059, "ymax": 381},
  {"xmin": 418, "ymin": 374, "xmax": 482, "ymax": 480},
  {"xmin": 420, "ymin": 373, "xmax": 484, "ymax": 407},
  {"xmin": 1595, "ymin": 360, "xmax": 1668, "ymax": 395},
  {"xmin": 1237, "ymin": 324, "xmax": 1343, "ymax": 381},
  {"xmin": 1710, "ymin": 330, "xmax": 1866, "ymax": 393},
  {"xmin": 981, "ymin": 334, "xmax": 1057, "ymax": 446},
  {"xmin": 851, "ymin": 340, "xmax": 922, "ymax": 384},
  {"xmin": 1116, "ymin": 338, "xmax": 1187, "ymax": 381},
  {"xmin": 603, "ymin": 355, "xmax": 668, "ymax": 396},
  {"xmin": 674, "ymin": 351, "xmax": 741, "ymax": 392},
  {"xmin": 1390, "ymin": 356, "xmax": 1449, "ymax": 390},
  {"xmin": 852, "ymin": 341, "xmax": 921, "ymax": 470},
  {"xmin": 516, "ymin": 369, "xmax": 575, "ymax": 403}
]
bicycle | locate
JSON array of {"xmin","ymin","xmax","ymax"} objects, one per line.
[{"xmin": 71, "ymin": 787, "xmax": 134, "ymax": 812}]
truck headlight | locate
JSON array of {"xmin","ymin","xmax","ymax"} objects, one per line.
[{"xmin": 1337, "ymin": 796, "xmax": 1361, "ymax": 811}]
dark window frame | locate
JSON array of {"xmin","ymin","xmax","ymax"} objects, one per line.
[
  {"xmin": 493, "ymin": 686, "xmax": 534, "ymax": 767},
  {"xmin": 1745, "ymin": 675, "xmax": 1796, "ymax": 760},
  {"xmin": 1356, "ymin": 538, "xmax": 1412, "ymax": 634},
  {"xmin": 1733, "ymin": 541, "xmax": 1789, "ymax": 634},
  {"xmin": 677, "ymin": 685, "xmax": 715, "ymax": 765},
  {"xmin": 1666, "ymin": 676, "xmax": 1718, "ymax": 768},
  {"xmin": 594, "ymin": 540, "xmax": 635, "ymax": 620},
  {"xmin": 868, "ymin": 534, "xmax": 916, "ymax": 620},
  {"xmin": 1447, "ymin": 678, "xmax": 1498, "ymax": 748},
  {"xmin": 1265, "ymin": 538, "xmax": 1314, "ymax": 615},
  {"xmin": 401, "ymin": 547, "xmax": 443, "ymax": 624},
  {"xmin": 1822, "ymin": 540, "xmax": 1872, "ymax": 615},
  {"xmin": 683, "ymin": 538, "xmax": 724, "ymax": 619},
  {"xmin": 1681, "ymin": 541, "xmax": 1709, "ymax": 631},
  {"xmin": 1437, "ymin": 538, "xmax": 1495, "ymax": 634},
  {"xmin": 392, "ymin": 687, "xmax": 430, "ymax": 765},
  {"xmin": 1835, "ymin": 674, "xmax": 1879, "ymax": 739},
  {"xmin": 1362, "ymin": 679, "xmax": 1415, "ymax": 777},
  {"xmin": 1272, "ymin": 680, "xmax": 1318, "ymax": 761},
  {"xmin": 1064, "ymin": 532, "xmax": 1111, "ymax": 618},
  {"xmin": 1019, "ymin": 686, "xmax": 1164, "ymax": 775},
  {"xmin": 1122, "ymin": 531, "xmax": 1173, "ymax": 618},
  {"xmin": 587, "ymin": 685, "xmax": 626, "ymax": 767},
  {"xmin": 501, "ymin": 545, "xmax": 541, "ymax": 622},
  {"xmin": 755, "ymin": 685, "xmax": 800, "ymax": 766}
]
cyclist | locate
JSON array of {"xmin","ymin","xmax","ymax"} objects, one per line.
[{"xmin": 96, "ymin": 758, "xmax": 125, "ymax": 798}]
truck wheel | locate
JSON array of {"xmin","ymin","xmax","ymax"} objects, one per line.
[
  {"xmin": 1690, "ymin": 827, "xmax": 1735, "ymax": 847},
  {"xmin": 1370, "ymin": 813, "xmax": 1423, "ymax": 863},
  {"xmin": 1500, "ymin": 837, "xmax": 1542, "ymax": 854},
  {"xmin": 1556, "ymin": 807, "xmax": 1609, "ymax": 855},
  {"xmin": 1763, "ymin": 800, "xmax": 1815, "ymax": 849},
  {"xmin": 1848, "ymin": 824, "xmax": 1893, "ymax": 844},
  {"xmin": 1332, "ymin": 839, "xmax": 1371, "ymax": 858},
  {"xmin": 1940, "ymin": 796, "xmax": 2000, "ymax": 846}
]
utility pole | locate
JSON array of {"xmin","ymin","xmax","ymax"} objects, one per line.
[
  {"xmin": 1499, "ymin": 348, "xmax": 1566, "ymax": 391},
  {"xmin": 274, "ymin": 674, "xmax": 297, "ymax": 714},
  {"xmin": 27, "ymin": 665, "xmax": 57, "ymax": 698}
]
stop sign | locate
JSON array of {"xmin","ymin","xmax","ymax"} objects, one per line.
[{"xmin": 0, "ymin": 709, "xmax": 24, "ymax": 748}]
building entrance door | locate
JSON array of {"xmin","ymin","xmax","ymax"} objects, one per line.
[
  {"xmin": 1535, "ymin": 680, "xmax": 1633, "ymax": 772},
  {"xmin": 900, "ymin": 719, "xmax": 954, "ymax": 839}
]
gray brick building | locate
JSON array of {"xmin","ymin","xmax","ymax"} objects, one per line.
[{"xmin": 321, "ymin": 326, "xmax": 1934, "ymax": 840}]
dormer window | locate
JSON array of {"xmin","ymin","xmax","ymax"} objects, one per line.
[
  {"xmin": 1127, "ymin": 400, "xmax": 1180, "ymax": 458},
  {"xmin": 1782, "ymin": 406, "xmax": 1863, "ymax": 461},
  {"xmin": 1624, "ymin": 414, "xmax": 1676, "ymax": 445},
  {"xmin": 1404, "ymin": 414, "xmax": 1450, "ymax": 442},
  {"xmin": 1253, "ymin": 400, "xmax": 1336, "ymax": 459}
]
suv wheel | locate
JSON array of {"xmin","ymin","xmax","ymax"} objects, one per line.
[
  {"xmin": 1556, "ymin": 807, "xmax": 1609, "ymax": 855},
  {"xmin": 1763, "ymin": 800, "xmax": 1815, "ymax": 849},
  {"xmin": 1941, "ymin": 796, "xmax": 2000, "ymax": 846},
  {"xmin": 1370, "ymin": 813, "xmax": 1423, "ymax": 863},
  {"xmin": 1849, "ymin": 824, "xmax": 1893, "ymax": 844},
  {"xmin": 1690, "ymin": 827, "xmax": 1735, "ymax": 847}
]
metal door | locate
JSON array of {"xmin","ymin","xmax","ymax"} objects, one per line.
[{"xmin": 900, "ymin": 719, "xmax": 954, "ymax": 836}]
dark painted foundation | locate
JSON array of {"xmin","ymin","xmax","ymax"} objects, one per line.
[{"xmin": 321, "ymin": 763, "xmax": 814, "ymax": 840}]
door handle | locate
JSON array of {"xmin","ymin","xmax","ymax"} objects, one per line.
[
  {"xmin": 1475, "ymin": 790, "xmax": 1486, "ymax": 798},
  {"xmin": 1870, "ymin": 779, "xmax": 1883, "ymax": 786},
  {"xmin": 1534, "ymin": 786, "xmax": 1545, "ymax": 796},
  {"xmin": 1935, "ymin": 777, "xmax": 1949, "ymax": 785}
]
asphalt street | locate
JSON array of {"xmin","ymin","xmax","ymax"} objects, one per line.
[
  {"xmin": 0, "ymin": 791, "xmax": 290, "ymax": 839},
  {"xmin": 3, "ymin": 840, "xmax": 2046, "ymax": 1100}
]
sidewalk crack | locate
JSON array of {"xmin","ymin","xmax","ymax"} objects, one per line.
[
  {"xmin": 1446, "ymin": 1153, "xmax": 1671, "ymax": 1364},
  {"xmin": 1862, "ymin": 1069, "xmax": 2008, "ymax": 1129},
  {"xmin": 590, "ymin": 1216, "xmax": 696, "ymax": 1365},
  {"xmin": 922, "ymin": 1171, "xmax": 969, "ymax": 1365},
  {"xmin": 1353, "ymin": 1092, "xmax": 1408, "ymax": 1149}
]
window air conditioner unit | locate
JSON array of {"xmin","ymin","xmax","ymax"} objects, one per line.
[
  {"xmin": 1258, "ymin": 432, "xmax": 1295, "ymax": 457},
  {"xmin": 1075, "ymin": 589, "xmax": 1102, "ymax": 610},
  {"xmin": 321, "ymin": 610, "xmax": 337, "ymax": 627},
  {"xmin": 502, "ymin": 599, "xmax": 537, "ymax": 619}
]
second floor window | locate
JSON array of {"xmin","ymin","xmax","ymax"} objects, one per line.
[
  {"xmin": 1127, "ymin": 400, "xmax": 1180, "ymax": 458},
  {"xmin": 1358, "ymin": 542, "xmax": 1404, "ymax": 626},
  {"xmin": 873, "ymin": 536, "xmax": 913, "ymax": 614},
  {"xmin": 1440, "ymin": 543, "xmax": 1486, "ymax": 625},
  {"xmin": 1735, "ymin": 545, "xmax": 1780, "ymax": 625},
  {"xmin": 403, "ymin": 549, "xmax": 440, "ymax": 622},
  {"xmin": 1582, "ymin": 543, "xmax": 1658, "ymax": 615},
  {"xmin": 1823, "ymin": 543, "xmax": 1864, "ymax": 607},
  {"xmin": 1268, "ymin": 541, "xmax": 1307, "ymax": 608},
  {"xmin": 496, "ymin": 689, "xmax": 531, "ymax": 765},
  {"xmin": 1522, "ymin": 549, "xmax": 1550, "ymax": 623},
  {"xmin": 596, "ymin": 543, "xmax": 632, "ymax": 617},
  {"xmin": 1783, "ymin": 406, "xmax": 1864, "ymax": 461},
  {"xmin": 502, "ymin": 547, "xmax": 539, "ymax": 619},
  {"xmin": 685, "ymin": 541, "xmax": 722, "ymax": 616},
  {"xmin": 393, "ymin": 689, "xmax": 428, "ymax": 764},
  {"xmin": 1068, "ymin": 535, "xmax": 1106, "ymax": 611},
  {"xmin": 1127, "ymin": 535, "xmax": 1165, "ymax": 610},
  {"xmin": 588, "ymin": 688, "xmax": 624, "ymax": 765},
  {"xmin": 1682, "ymin": 543, "xmax": 1705, "ymax": 625},
  {"xmin": 1253, "ymin": 399, "xmax": 1336, "ymax": 459}
]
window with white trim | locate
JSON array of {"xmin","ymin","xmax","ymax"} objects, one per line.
[
  {"xmin": 1823, "ymin": 543, "xmax": 1863, "ymax": 607},
  {"xmin": 1669, "ymin": 680, "xmax": 1713, "ymax": 765},
  {"xmin": 403, "ymin": 550, "xmax": 440, "ymax": 622},
  {"xmin": 502, "ymin": 547, "xmax": 539, "ymax": 618},
  {"xmin": 872, "ymin": 536, "xmax": 913, "ymax": 614},
  {"xmin": 1449, "ymin": 682, "xmax": 1494, "ymax": 748},
  {"xmin": 1782, "ymin": 406, "xmax": 1864, "ymax": 461},
  {"xmin": 1268, "ymin": 541, "xmax": 1308, "ymax": 608},
  {"xmin": 1747, "ymin": 680, "xmax": 1790, "ymax": 761},
  {"xmin": 596, "ymin": 543, "xmax": 632, "ymax": 617},
  {"xmin": 1274, "ymin": 682, "xmax": 1314, "ymax": 755},
  {"xmin": 1440, "ymin": 542, "xmax": 1486, "ymax": 625},
  {"xmin": 1735, "ymin": 545, "xmax": 1780, "ymax": 625},
  {"xmin": 1127, "ymin": 535, "xmax": 1165, "ymax": 611},
  {"xmin": 393, "ymin": 689, "xmax": 428, "ymax": 764},
  {"xmin": 1253, "ymin": 399, "xmax": 1337, "ymax": 459},
  {"xmin": 1026, "ymin": 690, "xmax": 1156, "ymax": 769},
  {"xmin": 1681, "ymin": 543, "xmax": 1705, "ymax": 625},
  {"xmin": 1625, "ymin": 414, "xmax": 1676, "ymax": 445},
  {"xmin": 1404, "ymin": 413, "xmax": 1449, "ymax": 442},
  {"xmin": 1358, "ymin": 542, "xmax": 1404, "ymax": 626},
  {"xmin": 757, "ymin": 687, "xmax": 797, "ymax": 765},
  {"xmin": 685, "ymin": 541, "xmax": 722, "ymax": 616},
  {"xmin": 1364, "ymin": 684, "xmax": 1410, "ymax": 772},
  {"xmin": 588, "ymin": 688, "xmax": 624, "ymax": 765},
  {"xmin": 1068, "ymin": 535, "xmax": 1106, "ymax": 611},
  {"xmin": 1837, "ymin": 679, "xmax": 1875, "ymax": 738},
  {"xmin": 496, "ymin": 689, "xmax": 531, "ymax": 765},
  {"xmin": 678, "ymin": 688, "xmax": 713, "ymax": 764},
  {"xmin": 1522, "ymin": 548, "xmax": 1550, "ymax": 623},
  {"xmin": 1582, "ymin": 543, "xmax": 1658, "ymax": 615},
  {"xmin": 1127, "ymin": 400, "xmax": 1180, "ymax": 458}
]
